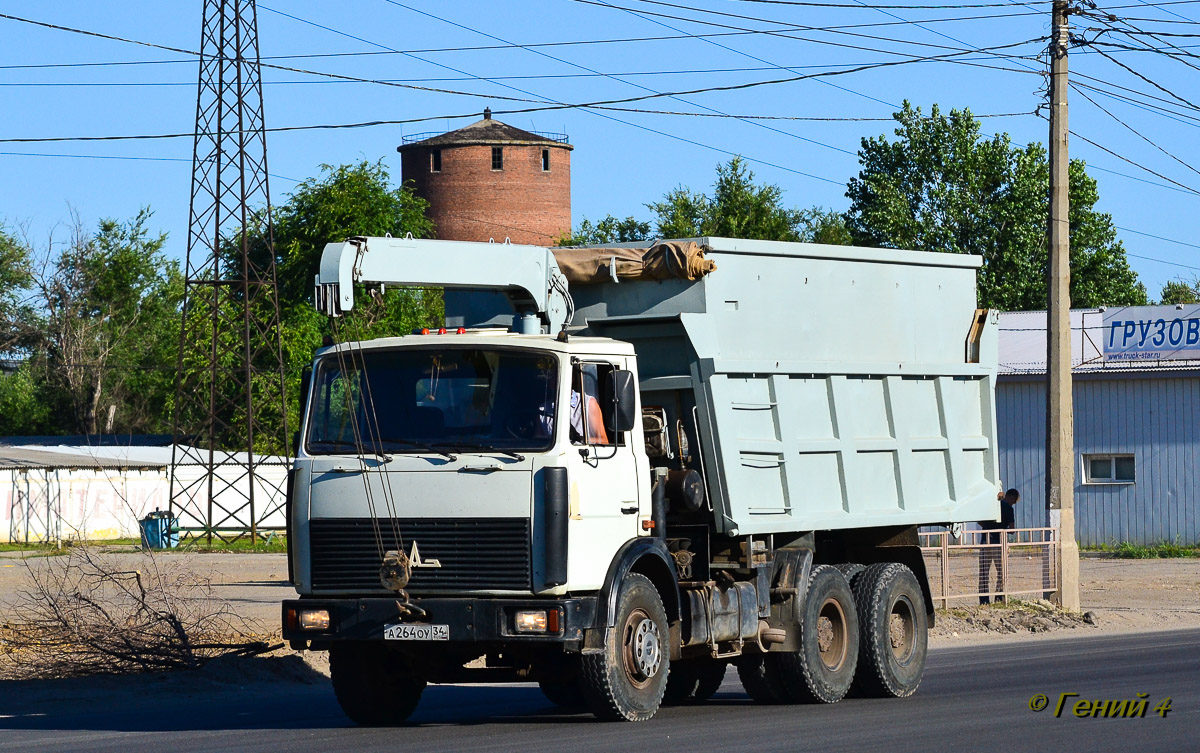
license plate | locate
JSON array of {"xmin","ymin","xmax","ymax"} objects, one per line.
[{"xmin": 383, "ymin": 623, "xmax": 449, "ymax": 641}]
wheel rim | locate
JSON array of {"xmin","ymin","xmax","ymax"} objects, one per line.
[
  {"xmin": 889, "ymin": 595, "xmax": 917, "ymax": 665},
  {"xmin": 622, "ymin": 608, "xmax": 662, "ymax": 687},
  {"xmin": 816, "ymin": 597, "xmax": 848, "ymax": 672}
]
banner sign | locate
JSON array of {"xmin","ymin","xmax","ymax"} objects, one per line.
[{"xmin": 1103, "ymin": 304, "xmax": 1200, "ymax": 361}]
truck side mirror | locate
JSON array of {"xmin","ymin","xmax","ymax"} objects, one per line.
[{"xmin": 608, "ymin": 370, "xmax": 637, "ymax": 434}]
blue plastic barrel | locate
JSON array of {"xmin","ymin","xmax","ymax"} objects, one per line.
[{"xmin": 139, "ymin": 510, "xmax": 179, "ymax": 549}]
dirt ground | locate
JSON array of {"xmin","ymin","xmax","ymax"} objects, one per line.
[
  {"xmin": 3, "ymin": 548, "xmax": 1199, "ymax": 668},
  {"xmin": 928, "ymin": 556, "xmax": 1200, "ymax": 647}
]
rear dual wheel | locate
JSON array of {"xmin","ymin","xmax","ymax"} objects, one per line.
[
  {"xmin": 850, "ymin": 562, "xmax": 928, "ymax": 698},
  {"xmin": 766, "ymin": 564, "xmax": 860, "ymax": 704}
]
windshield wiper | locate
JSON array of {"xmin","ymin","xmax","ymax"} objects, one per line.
[
  {"xmin": 306, "ymin": 439, "xmax": 391, "ymax": 462},
  {"xmin": 442, "ymin": 442, "xmax": 526, "ymax": 462},
  {"xmin": 376, "ymin": 438, "xmax": 458, "ymax": 461}
]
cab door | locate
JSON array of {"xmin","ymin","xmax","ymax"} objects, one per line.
[{"xmin": 564, "ymin": 358, "xmax": 647, "ymax": 590}]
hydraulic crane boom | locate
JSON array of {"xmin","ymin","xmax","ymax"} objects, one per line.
[{"xmin": 314, "ymin": 235, "xmax": 571, "ymax": 334}]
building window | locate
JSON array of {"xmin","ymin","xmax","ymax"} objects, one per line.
[
  {"xmin": 430, "ymin": 148, "xmax": 441, "ymax": 173},
  {"xmin": 491, "ymin": 146, "xmax": 503, "ymax": 170},
  {"xmin": 542, "ymin": 149, "xmax": 550, "ymax": 171},
  {"xmin": 1083, "ymin": 454, "xmax": 1135, "ymax": 484}
]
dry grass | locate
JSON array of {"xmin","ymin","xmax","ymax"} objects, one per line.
[{"xmin": 1, "ymin": 546, "xmax": 278, "ymax": 680}]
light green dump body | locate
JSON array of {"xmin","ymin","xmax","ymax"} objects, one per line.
[{"xmin": 566, "ymin": 237, "xmax": 1000, "ymax": 536}]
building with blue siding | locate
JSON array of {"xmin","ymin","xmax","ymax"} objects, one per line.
[{"xmin": 997, "ymin": 308, "xmax": 1200, "ymax": 546}]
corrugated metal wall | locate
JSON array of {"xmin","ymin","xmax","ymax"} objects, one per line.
[{"xmin": 997, "ymin": 374, "xmax": 1200, "ymax": 546}]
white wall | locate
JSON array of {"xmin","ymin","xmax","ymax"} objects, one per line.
[{"xmin": 1, "ymin": 464, "xmax": 287, "ymax": 544}]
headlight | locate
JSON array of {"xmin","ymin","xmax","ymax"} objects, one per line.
[
  {"xmin": 299, "ymin": 609, "xmax": 330, "ymax": 631},
  {"xmin": 515, "ymin": 609, "xmax": 548, "ymax": 633}
]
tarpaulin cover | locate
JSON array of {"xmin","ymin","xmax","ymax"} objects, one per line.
[{"xmin": 552, "ymin": 241, "xmax": 716, "ymax": 285}]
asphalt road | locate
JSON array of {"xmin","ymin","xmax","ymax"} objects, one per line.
[{"xmin": 2, "ymin": 629, "xmax": 1197, "ymax": 753}]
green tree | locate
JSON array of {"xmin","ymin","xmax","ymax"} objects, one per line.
[
  {"xmin": 0, "ymin": 225, "xmax": 48, "ymax": 436},
  {"xmin": 270, "ymin": 161, "xmax": 440, "ymax": 437},
  {"xmin": 795, "ymin": 207, "xmax": 853, "ymax": 246},
  {"xmin": 846, "ymin": 102, "xmax": 1147, "ymax": 310},
  {"xmin": 27, "ymin": 210, "xmax": 181, "ymax": 435},
  {"xmin": 0, "ymin": 363, "xmax": 52, "ymax": 435},
  {"xmin": 1160, "ymin": 278, "xmax": 1200, "ymax": 304},
  {"xmin": 648, "ymin": 157, "xmax": 807, "ymax": 241},
  {"xmin": 559, "ymin": 215, "xmax": 652, "ymax": 246},
  {"xmin": 275, "ymin": 160, "xmax": 434, "ymax": 305}
]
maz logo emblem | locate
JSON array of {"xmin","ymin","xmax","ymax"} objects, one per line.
[{"xmin": 409, "ymin": 541, "xmax": 442, "ymax": 568}]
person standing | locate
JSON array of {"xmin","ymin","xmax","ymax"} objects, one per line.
[{"xmin": 978, "ymin": 488, "xmax": 1020, "ymax": 604}]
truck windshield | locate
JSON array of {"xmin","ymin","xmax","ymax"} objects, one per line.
[{"xmin": 306, "ymin": 347, "xmax": 558, "ymax": 455}]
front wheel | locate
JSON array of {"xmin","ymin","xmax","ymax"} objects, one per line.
[
  {"xmin": 580, "ymin": 573, "xmax": 670, "ymax": 721},
  {"xmin": 329, "ymin": 643, "xmax": 425, "ymax": 726}
]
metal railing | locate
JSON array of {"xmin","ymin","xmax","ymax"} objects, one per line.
[
  {"xmin": 400, "ymin": 130, "xmax": 570, "ymax": 145},
  {"xmin": 920, "ymin": 527, "xmax": 1060, "ymax": 608}
]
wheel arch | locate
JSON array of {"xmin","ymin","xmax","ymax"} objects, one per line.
[{"xmin": 595, "ymin": 537, "xmax": 680, "ymax": 628}]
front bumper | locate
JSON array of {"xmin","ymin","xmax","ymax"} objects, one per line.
[{"xmin": 282, "ymin": 596, "xmax": 598, "ymax": 646}]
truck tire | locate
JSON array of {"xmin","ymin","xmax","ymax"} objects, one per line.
[
  {"xmin": 834, "ymin": 562, "xmax": 865, "ymax": 588},
  {"xmin": 850, "ymin": 562, "xmax": 928, "ymax": 698},
  {"xmin": 329, "ymin": 642, "xmax": 425, "ymax": 725},
  {"xmin": 768, "ymin": 564, "xmax": 859, "ymax": 704},
  {"xmin": 736, "ymin": 654, "xmax": 787, "ymax": 704},
  {"xmin": 580, "ymin": 573, "xmax": 670, "ymax": 721},
  {"xmin": 663, "ymin": 659, "xmax": 727, "ymax": 705}
]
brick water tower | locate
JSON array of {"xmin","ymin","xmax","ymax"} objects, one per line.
[{"xmin": 398, "ymin": 109, "xmax": 573, "ymax": 246}]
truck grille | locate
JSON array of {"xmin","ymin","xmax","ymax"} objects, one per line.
[{"xmin": 308, "ymin": 518, "xmax": 531, "ymax": 593}]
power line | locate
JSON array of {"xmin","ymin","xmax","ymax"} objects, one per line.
[
  {"xmin": 570, "ymin": 0, "xmax": 1044, "ymax": 122},
  {"xmin": 1072, "ymin": 83, "xmax": 1200, "ymax": 181},
  {"xmin": 1072, "ymin": 80, "xmax": 1200, "ymax": 131},
  {"xmin": 1089, "ymin": 163, "xmax": 1200, "ymax": 194},
  {"xmin": 593, "ymin": 106, "xmax": 1037, "ymax": 119},
  {"xmin": 383, "ymin": 0, "xmax": 861, "ymax": 158},
  {"xmin": 1125, "ymin": 0, "xmax": 1199, "ymax": 22},
  {"xmin": 0, "ymin": 150, "xmax": 300, "ymax": 181},
  {"xmin": 573, "ymin": 0, "xmax": 1048, "ymax": 59},
  {"xmin": 631, "ymin": 0, "xmax": 1043, "ymax": 29},
  {"xmin": 0, "ymin": 9, "xmax": 1045, "ymax": 113},
  {"xmin": 1072, "ymin": 65, "xmax": 1200, "ymax": 119},
  {"xmin": 0, "ymin": 55, "xmax": 1050, "ymax": 86},
  {"xmin": 268, "ymin": 6, "xmax": 841, "ymax": 185},
  {"xmin": 1065, "ymin": 122, "xmax": 1200, "ymax": 194},
  {"xmin": 6, "ymin": 33, "xmax": 1191, "ymax": 74},
  {"xmin": 727, "ymin": 0, "xmax": 1048, "ymax": 7},
  {"xmin": 1119, "ymin": 226, "xmax": 1200, "ymax": 251}
]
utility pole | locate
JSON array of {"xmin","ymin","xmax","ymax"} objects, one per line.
[
  {"xmin": 169, "ymin": 0, "xmax": 290, "ymax": 544},
  {"xmin": 1047, "ymin": 0, "xmax": 1080, "ymax": 610}
]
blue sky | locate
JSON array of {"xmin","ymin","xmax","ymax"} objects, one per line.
[{"xmin": 2, "ymin": 0, "xmax": 1199, "ymax": 298}]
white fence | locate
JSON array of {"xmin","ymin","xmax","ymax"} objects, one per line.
[{"xmin": 1, "ymin": 450, "xmax": 288, "ymax": 544}]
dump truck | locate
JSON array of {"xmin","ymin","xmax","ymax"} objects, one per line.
[{"xmin": 282, "ymin": 235, "xmax": 1000, "ymax": 723}]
